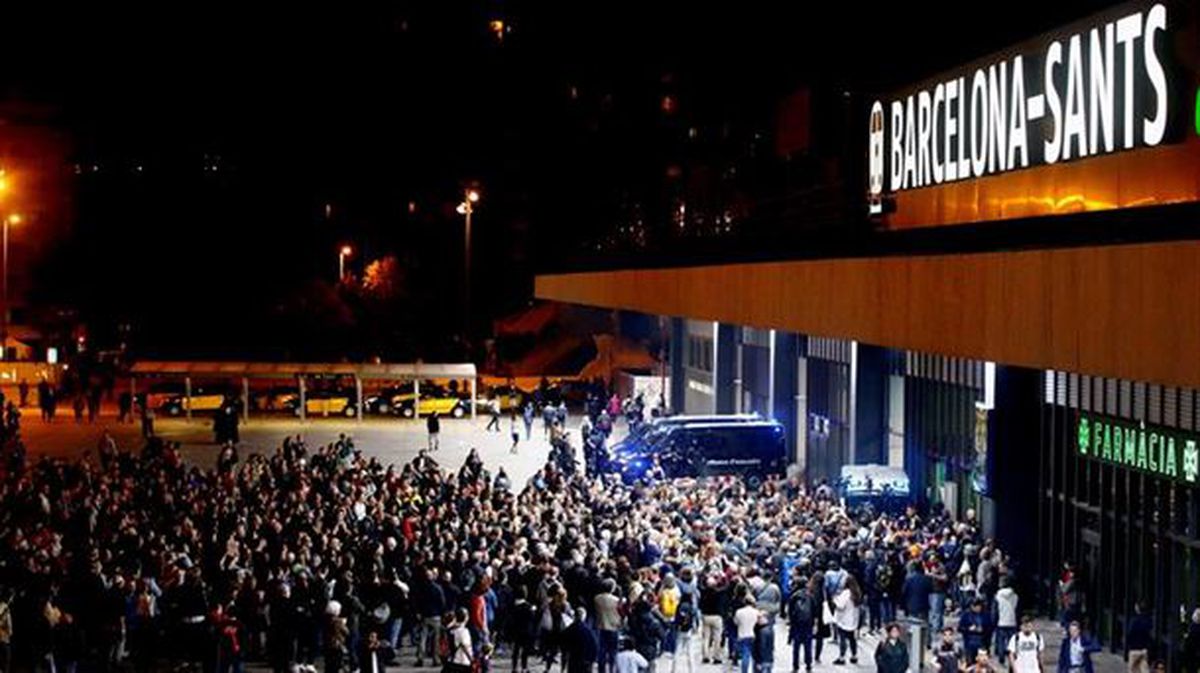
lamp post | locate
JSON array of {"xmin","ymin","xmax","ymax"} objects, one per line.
[
  {"xmin": 2, "ymin": 213, "xmax": 20, "ymax": 361},
  {"xmin": 456, "ymin": 187, "xmax": 480, "ymax": 335},
  {"xmin": 338, "ymin": 245, "xmax": 352, "ymax": 282}
]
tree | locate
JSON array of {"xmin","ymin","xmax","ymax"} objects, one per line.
[{"xmin": 361, "ymin": 255, "xmax": 403, "ymax": 302}]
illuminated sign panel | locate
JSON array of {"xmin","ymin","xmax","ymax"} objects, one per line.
[
  {"xmin": 868, "ymin": 2, "xmax": 1190, "ymax": 220},
  {"xmin": 1077, "ymin": 412, "xmax": 1199, "ymax": 486}
]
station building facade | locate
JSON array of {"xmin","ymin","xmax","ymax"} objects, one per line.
[{"xmin": 537, "ymin": 0, "xmax": 1200, "ymax": 664}]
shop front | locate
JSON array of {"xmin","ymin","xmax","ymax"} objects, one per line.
[{"xmin": 1040, "ymin": 371, "xmax": 1200, "ymax": 666}]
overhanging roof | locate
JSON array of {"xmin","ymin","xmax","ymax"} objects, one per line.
[
  {"xmin": 536, "ymin": 240, "xmax": 1200, "ymax": 390},
  {"xmin": 130, "ymin": 361, "xmax": 476, "ymax": 380}
]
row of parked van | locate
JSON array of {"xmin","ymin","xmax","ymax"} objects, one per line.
[
  {"xmin": 142, "ymin": 381, "xmax": 488, "ymax": 419},
  {"xmin": 603, "ymin": 413, "xmax": 787, "ymax": 487}
]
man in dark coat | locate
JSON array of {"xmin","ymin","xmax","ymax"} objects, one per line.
[{"xmin": 563, "ymin": 607, "xmax": 599, "ymax": 673}]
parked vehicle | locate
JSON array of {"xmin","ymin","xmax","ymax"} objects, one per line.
[{"xmin": 609, "ymin": 419, "xmax": 786, "ymax": 488}]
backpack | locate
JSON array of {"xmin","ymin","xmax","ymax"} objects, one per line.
[
  {"xmin": 675, "ymin": 604, "xmax": 695, "ymax": 633},
  {"xmin": 875, "ymin": 564, "xmax": 893, "ymax": 593},
  {"xmin": 437, "ymin": 629, "xmax": 452, "ymax": 661},
  {"xmin": 789, "ymin": 592, "xmax": 813, "ymax": 624}
]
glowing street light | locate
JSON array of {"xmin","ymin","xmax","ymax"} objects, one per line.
[
  {"xmin": 2, "ymin": 212, "xmax": 21, "ymax": 360},
  {"xmin": 458, "ymin": 186, "xmax": 481, "ymax": 334},
  {"xmin": 338, "ymin": 245, "xmax": 353, "ymax": 282}
]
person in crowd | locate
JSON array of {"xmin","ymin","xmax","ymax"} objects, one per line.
[
  {"xmin": 672, "ymin": 587, "xmax": 698, "ymax": 673},
  {"xmin": 359, "ymin": 629, "xmax": 390, "ymax": 673},
  {"xmin": 733, "ymin": 595, "xmax": 760, "ymax": 673},
  {"xmin": 932, "ymin": 625, "xmax": 963, "ymax": 673},
  {"xmin": 615, "ymin": 637, "xmax": 649, "ymax": 673},
  {"xmin": 903, "ymin": 561, "xmax": 933, "ymax": 624},
  {"xmin": 427, "ymin": 411, "xmax": 441, "ymax": 451},
  {"xmin": 563, "ymin": 607, "xmax": 598, "ymax": 673},
  {"xmin": 1058, "ymin": 620, "xmax": 1102, "ymax": 673},
  {"xmin": 831, "ymin": 575, "xmax": 861, "ymax": 665},
  {"xmin": 485, "ymin": 396, "xmax": 502, "ymax": 432},
  {"xmin": 595, "ymin": 579, "xmax": 622, "ymax": 673},
  {"xmin": 1183, "ymin": 608, "xmax": 1200, "ymax": 673},
  {"xmin": 630, "ymin": 591, "xmax": 665, "ymax": 673},
  {"xmin": 994, "ymin": 578, "xmax": 1019, "ymax": 658},
  {"xmin": 522, "ymin": 402, "xmax": 535, "ymax": 440},
  {"xmin": 929, "ymin": 555, "xmax": 950, "ymax": 633},
  {"xmin": 1125, "ymin": 602, "xmax": 1152, "ymax": 673},
  {"xmin": 509, "ymin": 586, "xmax": 539, "ymax": 673},
  {"xmin": 1009, "ymin": 616, "xmax": 1044, "ymax": 673},
  {"xmin": 961, "ymin": 598, "xmax": 994, "ymax": 663},
  {"xmin": 875, "ymin": 623, "xmax": 909, "ymax": 673},
  {"xmin": 1058, "ymin": 562, "xmax": 1084, "ymax": 629},
  {"xmin": 448, "ymin": 608, "xmax": 473, "ymax": 673},
  {"xmin": 787, "ymin": 573, "xmax": 817, "ymax": 673},
  {"xmin": 753, "ymin": 610, "xmax": 774, "ymax": 673},
  {"xmin": 699, "ymin": 575, "xmax": 725, "ymax": 666},
  {"xmin": 510, "ymin": 409, "xmax": 521, "ymax": 454}
]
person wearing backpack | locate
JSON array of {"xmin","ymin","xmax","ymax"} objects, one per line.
[
  {"xmin": 671, "ymin": 591, "xmax": 698, "ymax": 673},
  {"xmin": 788, "ymin": 578, "xmax": 818, "ymax": 673}
]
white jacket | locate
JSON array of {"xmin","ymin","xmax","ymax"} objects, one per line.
[{"xmin": 832, "ymin": 588, "xmax": 860, "ymax": 632}]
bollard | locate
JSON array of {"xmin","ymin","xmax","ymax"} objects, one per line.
[{"xmin": 903, "ymin": 617, "xmax": 926, "ymax": 672}]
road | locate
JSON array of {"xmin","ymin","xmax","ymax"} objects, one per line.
[{"xmin": 19, "ymin": 410, "xmax": 560, "ymax": 486}]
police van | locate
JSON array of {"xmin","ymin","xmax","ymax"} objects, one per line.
[{"xmin": 610, "ymin": 419, "xmax": 786, "ymax": 488}]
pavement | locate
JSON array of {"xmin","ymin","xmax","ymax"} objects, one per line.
[
  {"xmin": 19, "ymin": 410, "xmax": 555, "ymax": 487},
  {"xmin": 16, "ymin": 412, "xmax": 1130, "ymax": 673}
]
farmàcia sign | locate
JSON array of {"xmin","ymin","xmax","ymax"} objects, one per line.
[
  {"xmin": 867, "ymin": 2, "xmax": 1175, "ymax": 214},
  {"xmin": 1077, "ymin": 413, "xmax": 1199, "ymax": 485}
]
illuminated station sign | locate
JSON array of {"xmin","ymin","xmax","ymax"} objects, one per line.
[{"xmin": 867, "ymin": 2, "xmax": 1197, "ymax": 222}]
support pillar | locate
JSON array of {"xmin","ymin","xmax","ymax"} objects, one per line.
[
  {"xmin": 184, "ymin": 376, "xmax": 193, "ymax": 421},
  {"xmin": 470, "ymin": 377, "xmax": 477, "ymax": 418},
  {"xmin": 771, "ymin": 331, "xmax": 801, "ymax": 464},
  {"xmin": 355, "ymin": 375, "xmax": 364, "ymax": 423},
  {"xmin": 853, "ymin": 342, "xmax": 889, "ymax": 465},
  {"xmin": 733, "ymin": 331, "xmax": 744, "ymax": 414},
  {"xmin": 413, "ymin": 378, "xmax": 420, "ymax": 419},
  {"xmin": 669, "ymin": 317, "xmax": 686, "ymax": 415},
  {"xmin": 298, "ymin": 376, "xmax": 306, "ymax": 422},
  {"xmin": 241, "ymin": 377, "xmax": 250, "ymax": 423},
  {"xmin": 714, "ymin": 323, "xmax": 737, "ymax": 414}
]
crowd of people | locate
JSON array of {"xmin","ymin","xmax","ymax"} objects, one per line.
[{"xmin": 0, "ymin": 397, "xmax": 1196, "ymax": 673}]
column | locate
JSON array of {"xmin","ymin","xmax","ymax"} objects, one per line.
[
  {"xmin": 413, "ymin": 378, "xmax": 420, "ymax": 418},
  {"xmin": 470, "ymin": 377, "xmax": 477, "ymax": 419},
  {"xmin": 184, "ymin": 376, "xmax": 192, "ymax": 421},
  {"xmin": 733, "ymin": 331, "xmax": 744, "ymax": 414},
  {"xmin": 990, "ymin": 365, "xmax": 1042, "ymax": 566},
  {"xmin": 853, "ymin": 342, "xmax": 889, "ymax": 465},
  {"xmin": 714, "ymin": 323, "xmax": 737, "ymax": 414},
  {"xmin": 242, "ymin": 377, "xmax": 250, "ymax": 423},
  {"xmin": 355, "ymin": 375, "xmax": 364, "ymax": 423},
  {"xmin": 771, "ymin": 331, "xmax": 801, "ymax": 465},
  {"xmin": 298, "ymin": 376, "xmax": 306, "ymax": 422},
  {"xmin": 669, "ymin": 317, "xmax": 686, "ymax": 415}
]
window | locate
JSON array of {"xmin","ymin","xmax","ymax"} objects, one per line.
[{"xmin": 686, "ymin": 335, "xmax": 713, "ymax": 373}]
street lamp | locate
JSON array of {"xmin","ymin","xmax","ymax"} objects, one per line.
[
  {"xmin": 3, "ymin": 213, "xmax": 21, "ymax": 361},
  {"xmin": 338, "ymin": 245, "xmax": 353, "ymax": 282},
  {"xmin": 457, "ymin": 187, "xmax": 481, "ymax": 335}
]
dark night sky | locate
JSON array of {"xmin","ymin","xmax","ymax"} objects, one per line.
[{"xmin": 0, "ymin": 1, "xmax": 1117, "ymax": 358}]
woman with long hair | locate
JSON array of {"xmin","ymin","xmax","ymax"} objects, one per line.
[{"xmin": 832, "ymin": 576, "xmax": 862, "ymax": 665}]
